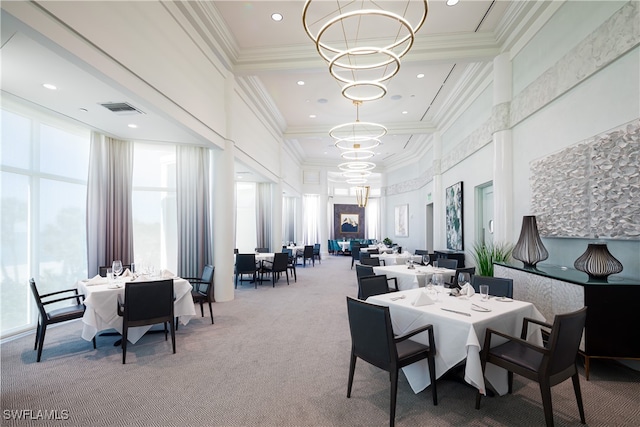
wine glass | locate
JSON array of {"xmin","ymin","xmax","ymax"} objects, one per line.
[
  {"xmin": 422, "ymin": 254, "xmax": 430, "ymax": 266},
  {"xmin": 457, "ymin": 272, "xmax": 471, "ymax": 289},
  {"xmin": 112, "ymin": 260, "xmax": 123, "ymax": 277}
]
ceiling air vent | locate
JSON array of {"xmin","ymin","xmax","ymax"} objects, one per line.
[{"xmin": 99, "ymin": 102, "xmax": 145, "ymax": 116}]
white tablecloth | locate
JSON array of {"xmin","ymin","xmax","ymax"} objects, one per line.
[
  {"xmin": 361, "ymin": 247, "xmax": 394, "ymax": 254},
  {"xmin": 372, "ymin": 265, "xmax": 457, "ymax": 290},
  {"xmin": 368, "ymin": 288, "xmax": 545, "ymax": 395},
  {"xmin": 337, "ymin": 241, "xmax": 351, "ymax": 252},
  {"xmin": 77, "ymin": 277, "xmax": 196, "ymax": 344},
  {"xmin": 372, "ymin": 253, "xmax": 423, "ymax": 265}
]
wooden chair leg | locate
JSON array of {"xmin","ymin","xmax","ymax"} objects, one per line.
[
  {"xmin": 36, "ymin": 323, "xmax": 47, "ymax": 362},
  {"xmin": 390, "ymin": 370, "xmax": 398, "ymax": 427},
  {"xmin": 572, "ymin": 373, "xmax": 586, "ymax": 423},
  {"xmin": 539, "ymin": 381, "xmax": 554, "ymax": 427},
  {"xmin": 208, "ymin": 301, "xmax": 214, "ymax": 324}
]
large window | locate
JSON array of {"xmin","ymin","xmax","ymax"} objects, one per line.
[
  {"xmin": 235, "ymin": 182, "xmax": 257, "ymax": 252},
  {"xmin": 1, "ymin": 107, "xmax": 89, "ymax": 337},
  {"xmin": 132, "ymin": 143, "xmax": 177, "ymax": 274}
]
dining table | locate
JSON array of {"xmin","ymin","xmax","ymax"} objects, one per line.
[
  {"xmin": 361, "ymin": 245, "xmax": 394, "ymax": 254},
  {"xmin": 337, "ymin": 241, "xmax": 351, "ymax": 252},
  {"xmin": 367, "ymin": 287, "xmax": 545, "ymax": 395},
  {"xmin": 77, "ymin": 275, "xmax": 196, "ymax": 344},
  {"xmin": 372, "ymin": 264, "xmax": 457, "ymax": 290},
  {"xmin": 371, "ymin": 252, "xmax": 423, "ymax": 265}
]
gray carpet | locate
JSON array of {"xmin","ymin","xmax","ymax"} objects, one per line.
[{"xmin": 1, "ymin": 255, "xmax": 639, "ymax": 426}]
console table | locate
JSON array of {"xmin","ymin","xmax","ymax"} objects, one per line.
[{"xmin": 494, "ymin": 262, "xmax": 640, "ymax": 379}]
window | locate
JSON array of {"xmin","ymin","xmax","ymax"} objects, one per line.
[
  {"xmin": 132, "ymin": 143, "xmax": 177, "ymax": 274},
  {"xmin": 1, "ymin": 107, "xmax": 89, "ymax": 338},
  {"xmin": 235, "ymin": 182, "xmax": 257, "ymax": 252}
]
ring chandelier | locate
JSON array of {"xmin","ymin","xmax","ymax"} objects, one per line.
[{"xmin": 302, "ymin": 0, "xmax": 428, "ymax": 102}]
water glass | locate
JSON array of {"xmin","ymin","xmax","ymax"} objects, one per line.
[
  {"xmin": 106, "ymin": 268, "xmax": 113, "ymax": 281},
  {"xmin": 480, "ymin": 285, "xmax": 490, "ymax": 301}
]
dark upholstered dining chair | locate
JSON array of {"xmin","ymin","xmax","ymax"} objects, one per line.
[
  {"xmin": 302, "ymin": 245, "xmax": 314, "ymax": 267},
  {"xmin": 360, "ymin": 256, "xmax": 382, "ymax": 267},
  {"xmin": 346, "ymin": 297, "xmax": 437, "ymax": 427},
  {"xmin": 30, "ymin": 278, "xmax": 96, "ymax": 362},
  {"xmin": 471, "ymin": 275, "xmax": 513, "ymax": 298},
  {"xmin": 313, "ymin": 243, "xmax": 321, "ymax": 264},
  {"xmin": 235, "ymin": 254, "xmax": 260, "ymax": 289},
  {"xmin": 255, "ymin": 247, "xmax": 270, "ymax": 253},
  {"xmin": 116, "ymin": 279, "xmax": 175, "ymax": 364},
  {"xmin": 434, "ymin": 258, "xmax": 458, "ymax": 270},
  {"xmin": 476, "ymin": 307, "xmax": 587, "ymax": 427},
  {"xmin": 350, "ymin": 243, "xmax": 361, "ymax": 269},
  {"xmin": 282, "ymin": 248, "xmax": 297, "ymax": 282},
  {"xmin": 357, "ymin": 274, "xmax": 398, "ymax": 300},
  {"xmin": 355, "ymin": 264, "xmax": 374, "ymax": 282},
  {"xmin": 99, "ymin": 264, "xmax": 133, "ymax": 277},
  {"xmin": 183, "ymin": 264, "xmax": 215, "ymax": 324},
  {"xmin": 261, "ymin": 252, "xmax": 290, "ymax": 287}
]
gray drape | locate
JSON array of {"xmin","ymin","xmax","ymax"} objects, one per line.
[
  {"xmin": 255, "ymin": 183, "xmax": 272, "ymax": 250},
  {"xmin": 176, "ymin": 145, "xmax": 212, "ymax": 278},
  {"xmin": 86, "ymin": 132, "xmax": 134, "ymax": 276}
]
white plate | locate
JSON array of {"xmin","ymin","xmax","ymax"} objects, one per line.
[
  {"xmin": 495, "ymin": 297, "xmax": 513, "ymax": 302},
  {"xmin": 471, "ymin": 306, "xmax": 491, "ymax": 312},
  {"xmin": 108, "ymin": 284, "xmax": 122, "ymax": 289}
]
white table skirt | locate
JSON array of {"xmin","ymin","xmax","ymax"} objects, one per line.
[
  {"xmin": 372, "ymin": 253, "xmax": 423, "ymax": 265},
  {"xmin": 337, "ymin": 241, "xmax": 351, "ymax": 252},
  {"xmin": 368, "ymin": 288, "xmax": 545, "ymax": 395},
  {"xmin": 77, "ymin": 277, "xmax": 196, "ymax": 344},
  {"xmin": 373, "ymin": 265, "xmax": 456, "ymax": 290}
]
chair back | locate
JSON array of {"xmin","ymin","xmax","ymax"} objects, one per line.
[
  {"xmin": 415, "ymin": 249, "xmax": 429, "ymax": 256},
  {"xmin": 99, "ymin": 264, "xmax": 134, "ymax": 277},
  {"xmin": 346, "ymin": 297, "xmax": 395, "ymax": 370},
  {"xmin": 303, "ymin": 245, "xmax": 313, "ymax": 257},
  {"xmin": 271, "ymin": 252, "xmax": 289, "ymax": 271},
  {"xmin": 236, "ymin": 254, "xmax": 257, "ymax": 274},
  {"xmin": 360, "ymin": 257, "xmax": 381, "ymax": 267},
  {"xmin": 123, "ymin": 279, "xmax": 174, "ymax": 323},
  {"xmin": 29, "ymin": 279, "xmax": 48, "ymax": 319},
  {"xmin": 471, "ymin": 276, "xmax": 513, "ymax": 298},
  {"xmin": 355, "ymin": 264, "xmax": 374, "ymax": 281},
  {"xmin": 350, "ymin": 245, "xmax": 361, "ymax": 261},
  {"xmin": 313, "ymin": 243, "xmax": 320, "ymax": 254},
  {"xmin": 350, "ymin": 241, "xmax": 361, "ymax": 252},
  {"xmin": 358, "ymin": 275, "xmax": 391, "ymax": 300},
  {"xmin": 546, "ymin": 307, "xmax": 588, "ymax": 375},
  {"xmin": 255, "ymin": 247, "xmax": 269, "ymax": 253},
  {"xmin": 435, "ymin": 258, "xmax": 458, "ymax": 269},
  {"xmin": 195, "ymin": 265, "xmax": 215, "ymax": 297},
  {"xmin": 368, "ymin": 248, "xmax": 379, "ymax": 254}
]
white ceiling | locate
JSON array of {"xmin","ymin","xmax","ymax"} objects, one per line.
[{"xmin": 1, "ymin": 1, "xmax": 519, "ymax": 183}]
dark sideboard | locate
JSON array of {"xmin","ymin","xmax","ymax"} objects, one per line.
[{"xmin": 494, "ymin": 262, "xmax": 640, "ymax": 379}]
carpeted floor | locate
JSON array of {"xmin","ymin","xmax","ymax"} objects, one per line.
[{"xmin": 1, "ymin": 255, "xmax": 639, "ymax": 426}]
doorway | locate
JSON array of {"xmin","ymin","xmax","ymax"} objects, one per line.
[{"xmin": 475, "ymin": 183, "xmax": 494, "ymax": 246}]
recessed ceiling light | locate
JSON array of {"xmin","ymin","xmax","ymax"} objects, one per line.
[
  {"xmin": 42, "ymin": 83, "xmax": 57, "ymax": 90},
  {"xmin": 417, "ymin": 73, "xmax": 425, "ymax": 79},
  {"xmin": 446, "ymin": 0, "xmax": 459, "ymax": 6},
  {"xmin": 402, "ymin": 111, "xmax": 408, "ymax": 115},
  {"xmin": 390, "ymin": 95, "xmax": 402, "ymax": 101},
  {"xmin": 271, "ymin": 13, "xmax": 283, "ymax": 22},
  {"xmin": 128, "ymin": 124, "xmax": 138, "ymax": 128},
  {"xmin": 309, "ymin": 114, "xmax": 316, "ymax": 118},
  {"xmin": 317, "ymin": 98, "xmax": 328, "ymax": 104},
  {"xmin": 297, "ymin": 80, "xmax": 305, "ymax": 86},
  {"xmin": 79, "ymin": 108, "xmax": 88, "ymax": 112}
]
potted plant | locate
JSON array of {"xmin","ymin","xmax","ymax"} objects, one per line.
[
  {"xmin": 383, "ymin": 237, "xmax": 393, "ymax": 247},
  {"xmin": 472, "ymin": 241, "xmax": 513, "ymax": 277}
]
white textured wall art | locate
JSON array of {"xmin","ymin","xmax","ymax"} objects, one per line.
[{"xmin": 531, "ymin": 119, "xmax": 640, "ymax": 240}]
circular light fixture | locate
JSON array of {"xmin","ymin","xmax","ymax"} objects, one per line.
[
  {"xmin": 334, "ymin": 138, "xmax": 380, "ymax": 151},
  {"xmin": 340, "ymin": 150, "xmax": 375, "ymax": 160},
  {"xmin": 342, "ymin": 170, "xmax": 372, "ymax": 178},
  {"xmin": 330, "ymin": 121, "xmax": 387, "ymax": 142},
  {"xmin": 271, "ymin": 13, "xmax": 283, "ymax": 21},
  {"xmin": 346, "ymin": 178, "xmax": 368, "ymax": 184},
  {"xmin": 338, "ymin": 161, "xmax": 376, "ymax": 172},
  {"xmin": 341, "ymin": 81, "xmax": 388, "ymax": 102},
  {"xmin": 42, "ymin": 83, "xmax": 57, "ymax": 90},
  {"xmin": 297, "ymin": 80, "xmax": 305, "ymax": 85}
]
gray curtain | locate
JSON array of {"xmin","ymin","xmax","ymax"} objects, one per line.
[
  {"xmin": 86, "ymin": 132, "xmax": 134, "ymax": 276},
  {"xmin": 255, "ymin": 183, "xmax": 272, "ymax": 250},
  {"xmin": 176, "ymin": 145, "xmax": 212, "ymax": 278}
]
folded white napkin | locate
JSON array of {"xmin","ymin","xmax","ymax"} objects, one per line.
[
  {"xmin": 86, "ymin": 274, "xmax": 108, "ymax": 285},
  {"xmin": 412, "ymin": 290, "xmax": 435, "ymax": 307},
  {"xmin": 161, "ymin": 269, "xmax": 176, "ymax": 278},
  {"xmin": 460, "ymin": 283, "xmax": 475, "ymax": 297},
  {"xmin": 121, "ymin": 268, "xmax": 133, "ymax": 277}
]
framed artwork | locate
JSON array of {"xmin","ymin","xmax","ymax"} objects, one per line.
[
  {"xmin": 445, "ymin": 181, "xmax": 464, "ymax": 250},
  {"xmin": 340, "ymin": 213, "xmax": 359, "ymax": 233},
  {"xmin": 394, "ymin": 204, "xmax": 408, "ymax": 237}
]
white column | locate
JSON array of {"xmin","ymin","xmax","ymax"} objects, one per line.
[
  {"xmin": 432, "ymin": 133, "xmax": 444, "ymax": 249},
  {"xmin": 271, "ymin": 179, "xmax": 283, "ymax": 252},
  {"xmin": 492, "ymin": 52, "xmax": 514, "ymax": 243},
  {"xmin": 319, "ymin": 169, "xmax": 329, "ymax": 256},
  {"xmin": 213, "ymin": 140, "xmax": 235, "ymax": 302}
]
